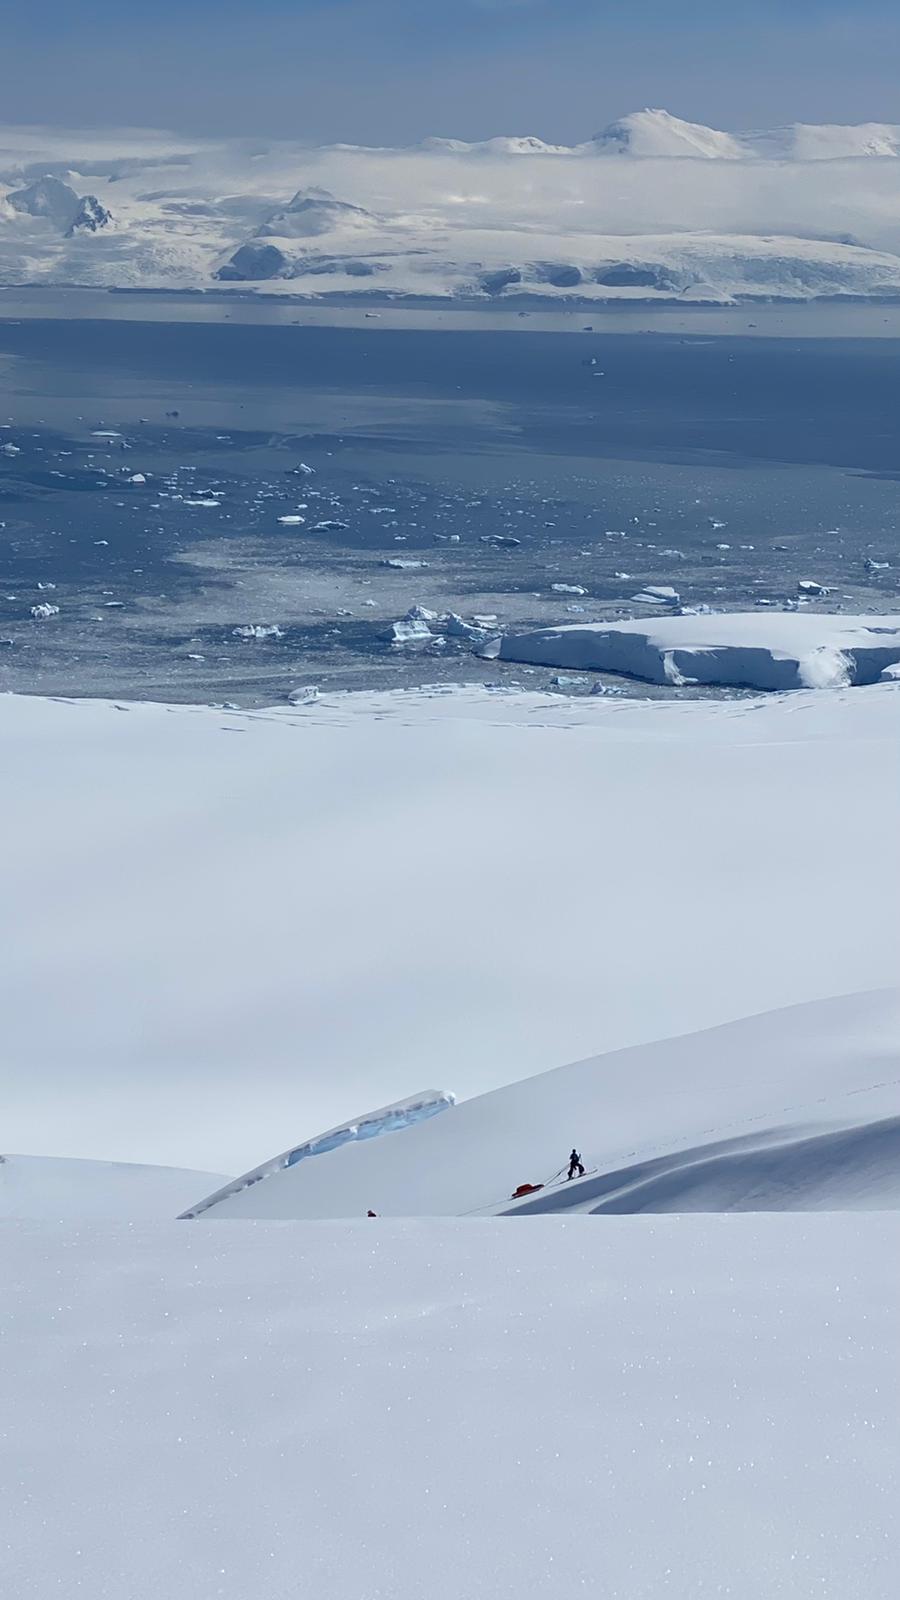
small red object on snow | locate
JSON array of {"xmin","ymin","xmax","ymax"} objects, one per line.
[{"xmin": 511, "ymin": 1182, "xmax": 544, "ymax": 1199}]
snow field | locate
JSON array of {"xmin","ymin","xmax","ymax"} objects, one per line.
[{"xmin": 2, "ymin": 1217, "xmax": 898, "ymax": 1600}]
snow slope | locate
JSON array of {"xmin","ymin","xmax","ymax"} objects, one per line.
[
  {"xmin": 499, "ymin": 612, "xmax": 900, "ymax": 690},
  {"xmin": 2, "ymin": 1217, "xmax": 898, "ymax": 1600},
  {"xmin": 7, "ymin": 112, "xmax": 900, "ymax": 297},
  {"xmin": 183, "ymin": 1090, "xmax": 455, "ymax": 1218},
  {"xmin": 3, "ymin": 685, "xmax": 898, "ymax": 1173},
  {"xmin": 0, "ymin": 1154, "xmax": 230, "ymax": 1220},
  {"xmin": 190, "ymin": 990, "xmax": 900, "ymax": 1219}
]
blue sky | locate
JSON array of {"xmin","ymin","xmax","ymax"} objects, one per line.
[{"xmin": 3, "ymin": 0, "xmax": 900, "ymax": 141}]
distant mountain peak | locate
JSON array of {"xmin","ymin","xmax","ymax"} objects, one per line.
[
  {"xmin": 592, "ymin": 109, "xmax": 745, "ymax": 159},
  {"xmin": 66, "ymin": 194, "xmax": 112, "ymax": 236},
  {"xmin": 257, "ymin": 188, "xmax": 375, "ymax": 240},
  {"xmin": 7, "ymin": 173, "xmax": 82, "ymax": 229}
]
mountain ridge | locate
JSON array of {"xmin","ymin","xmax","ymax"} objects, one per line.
[{"xmin": 5, "ymin": 112, "xmax": 900, "ymax": 299}]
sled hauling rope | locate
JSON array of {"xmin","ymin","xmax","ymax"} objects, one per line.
[{"xmin": 543, "ymin": 1165, "xmax": 568, "ymax": 1186}]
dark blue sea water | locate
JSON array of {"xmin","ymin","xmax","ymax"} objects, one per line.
[{"xmin": 1, "ymin": 295, "xmax": 898, "ymax": 701}]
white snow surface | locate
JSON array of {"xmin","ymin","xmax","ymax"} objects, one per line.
[
  {"xmin": 2, "ymin": 1216, "xmax": 899, "ymax": 1599},
  {"xmin": 500, "ymin": 611, "xmax": 900, "ymax": 689},
  {"xmin": 8, "ymin": 113, "xmax": 900, "ymax": 298},
  {"xmin": 3, "ymin": 684, "xmax": 899, "ymax": 1173},
  {"xmin": 0, "ymin": 1154, "xmax": 229, "ymax": 1221},
  {"xmin": 192, "ymin": 990, "xmax": 900, "ymax": 1219}
]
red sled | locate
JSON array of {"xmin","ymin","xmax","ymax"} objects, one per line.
[{"xmin": 510, "ymin": 1182, "xmax": 544, "ymax": 1199}]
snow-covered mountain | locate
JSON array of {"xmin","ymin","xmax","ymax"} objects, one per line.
[
  {"xmin": 5, "ymin": 112, "xmax": 900, "ymax": 300},
  {"xmin": 592, "ymin": 109, "xmax": 748, "ymax": 159},
  {"xmin": 592, "ymin": 108, "xmax": 900, "ymax": 162},
  {"xmin": 4, "ymin": 680, "xmax": 897, "ymax": 1173},
  {"xmin": 186, "ymin": 990, "xmax": 900, "ymax": 1219},
  {"xmin": 66, "ymin": 193, "xmax": 112, "ymax": 235}
]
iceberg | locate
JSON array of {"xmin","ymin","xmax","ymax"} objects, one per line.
[{"xmin": 500, "ymin": 611, "xmax": 900, "ymax": 691}]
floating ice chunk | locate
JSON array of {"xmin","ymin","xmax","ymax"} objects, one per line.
[
  {"xmin": 277, "ymin": 515, "xmax": 306, "ymax": 525},
  {"xmin": 128, "ymin": 473, "xmax": 147, "ymax": 484},
  {"xmin": 390, "ymin": 618, "xmax": 433, "ymax": 644},
  {"xmin": 880, "ymin": 661, "xmax": 900, "ymax": 681},
  {"xmin": 288, "ymin": 685, "xmax": 319, "ymax": 705},
  {"xmin": 631, "ymin": 585, "xmax": 680, "ymax": 606},
  {"xmin": 313, "ymin": 519, "xmax": 349, "ymax": 531},
  {"xmin": 290, "ymin": 463, "xmax": 315, "ymax": 475},
  {"xmin": 551, "ymin": 583, "xmax": 588, "ymax": 596},
  {"xmin": 384, "ymin": 558, "xmax": 427, "ymax": 570},
  {"xmin": 30, "ymin": 603, "xmax": 59, "ymax": 619},
  {"xmin": 443, "ymin": 613, "xmax": 483, "ymax": 639},
  {"xmin": 480, "ymin": 534, "xmax": 521, "ymax": 548},
  {"xmin": 1, "ymin": 442, "xmax": 21, "ymax": 457},
  {"xmin": 232, "ymin": 624, "xmax": 284, "ymax": 641},
  {"xmin": 798, "ymin": 579, "xmax": 830, "ymax": 596},
  {"xmin": 405, "ymin": 605, "xmax": 438, "ymax": 622},
  {"xmin": 865, "ymin": 558, "xmax": 891, "ymax": 573}
]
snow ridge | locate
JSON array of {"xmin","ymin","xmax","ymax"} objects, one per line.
[{"xmin": 180, "ymin": 1090, "xmax": 455, "ymax": 1218}]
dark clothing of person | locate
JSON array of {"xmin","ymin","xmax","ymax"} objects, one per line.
[{"xmin": 567, "ymin": 1150, "xmax": 585, "ymax": 1181}]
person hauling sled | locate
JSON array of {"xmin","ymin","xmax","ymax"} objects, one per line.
[{"xmin": 567, "ymin": 1148, "xmax": 585, "ymax": 1181}]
